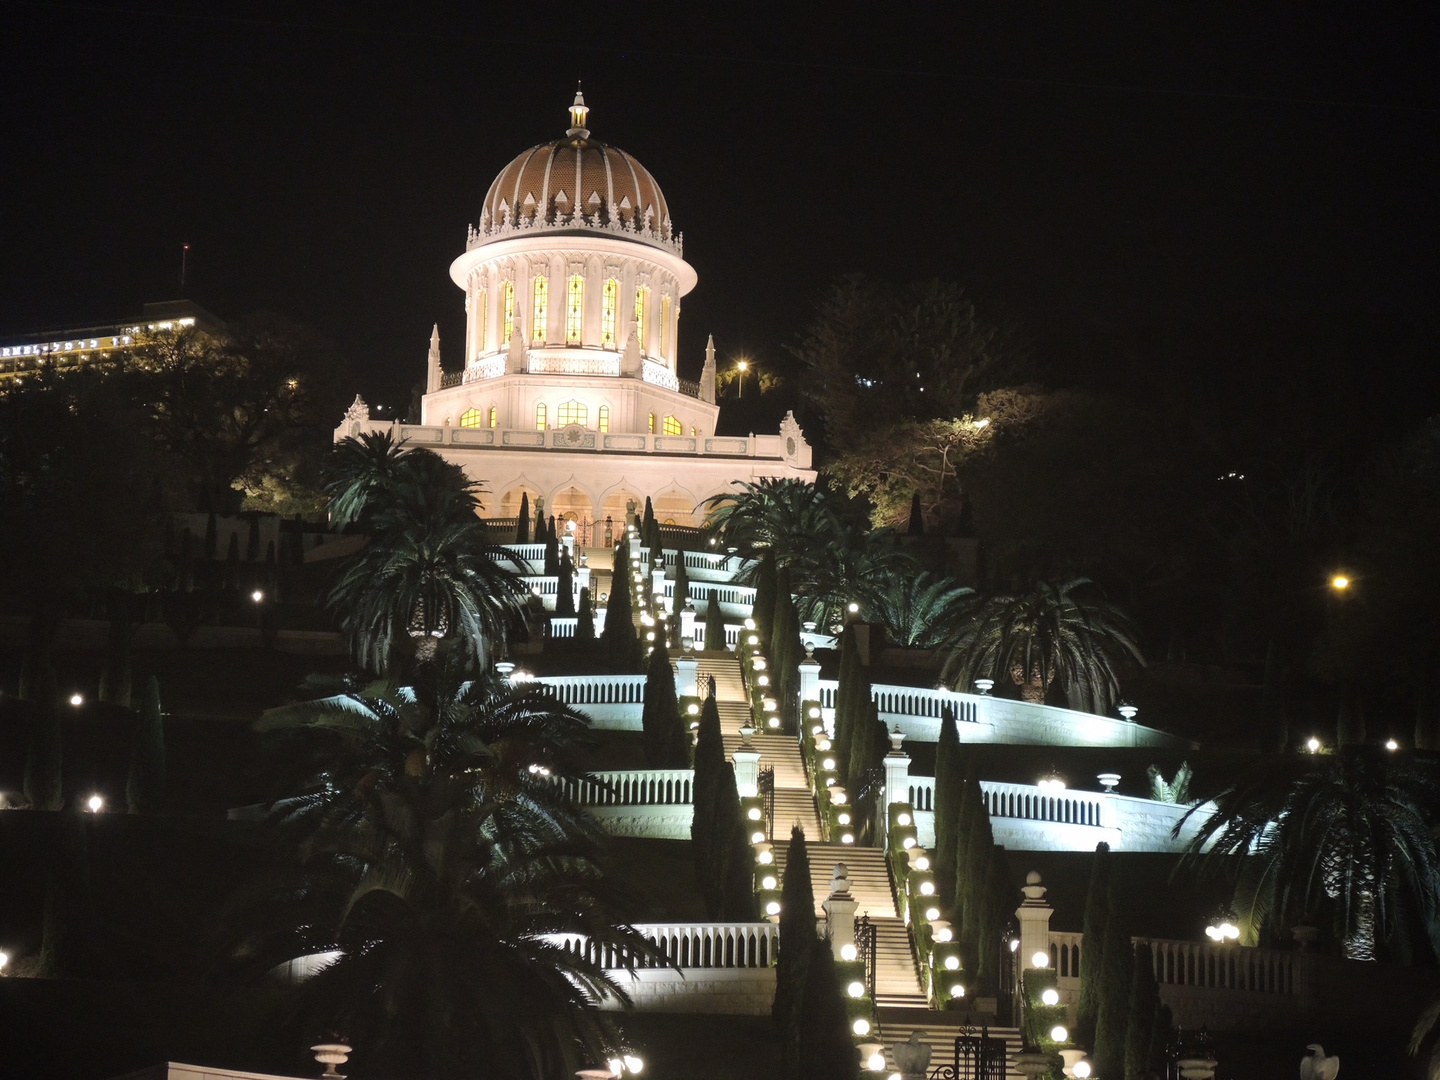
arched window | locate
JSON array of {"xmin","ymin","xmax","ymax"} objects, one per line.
[
  {"xmin": 503, "ymin": 281, "xmax": 516, "ymax": 342},
  {"xmin": 535, "ymin": 403, "xmax": 547, "ymax": 431},
  {"xmin": 566, "ymin": 275, "xmax": 584, "ymax": 342},
  {"xmin": 488, "ymin": 405, "xmax": 497, "ymax": 428},
  {"xmin": 648, "ymin": 411, "xmax": 655, "ymax": 434},
  {"xmin": 662, "ymin": 415, "xmax": 682, "ymax": 436},
  {"xmin": 601, "ymin": 278, "xmax": 618, "ymax": 346},
  {"xmin": 691, "ymin": 425, "xmax": 698, "ymax": 437},
  {"xmin": 557, "ymin": 399, "xmax": 587, "ymax": 427},
  {"xmin": 532, "ymin": 276, "xmax": 548, "ymax": 342},
  {"xmin": 634, "ymin": 286, "xmax": 649, "ymax": 350},
  {"xmin": 598, "ymin": 405, "xmax": 610, "ymax": 433},
  {"xmin": 460, "ymin": 408, "xmax": 482, "ymax": 428},
  {"xmin": 660, "ymin": 295, "xmax": 672, "ymax": 356}
]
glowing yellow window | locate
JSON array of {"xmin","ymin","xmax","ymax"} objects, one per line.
[
  {"xmin": 503, "ymin": 281, "xmax": 515, "ymax": 341},
  {"xmin": 488, "ymin": 406, "xmax": 497, "ymax": 428},
  {"xmin": 660, "ymin": 295, "xmax": 672, "ymax": 355},
  {"xmin": 535, "ymin": 403, "xmax": 547, "ymax": 431},
  {"xmin": 557, "ymin": 400, "xmax": 587, "ymax": 427},
  {"xmin": 532, "ymin": 276, "xmax": 548, "ymax": 342},
  {"xmin": 662, "ymin": 415, "xmax": 682, "ymax": 436},
  {"xmin": 648, "ymin": 412, "xmax": 655, "ymax": 434},
  {"xmin": 566, "ymin": 275, "xmax": 584, "ymax": 342},
  {"xmin": 601, "ymin": 278, "xmax": 618, "ymax": 346},
  {"xmin": 598, "ymin": 405, "xmax": 610, "ymax": 433},
  {"xmin": 634, "ymin": 286, "xmax": 648, "ymax": 349},
  {"xmin": 691, "ymin": 425, "xmax": 698, "ymax": 437},
  {"xmin": 460, "ymin": 408, "xmax": 482, "ymax": 428}
]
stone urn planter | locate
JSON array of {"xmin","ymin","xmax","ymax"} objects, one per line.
[
  {"xmin": 1177, "ymin": 1058, "xmax": 1218, "ymax": 1080},
  {"xmin": 1013, "ymin": 1051, "xmax": 1053, "ymax": 1079}
]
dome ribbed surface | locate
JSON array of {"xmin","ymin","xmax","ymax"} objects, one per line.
[{"xmin": 482, "ymin": 136, "xmax": 670, "ymax": 232}]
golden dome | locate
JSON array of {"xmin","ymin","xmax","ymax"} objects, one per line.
[{"xmin": 477, "ymin": 92, "xmax": 674, "ymax": 246}]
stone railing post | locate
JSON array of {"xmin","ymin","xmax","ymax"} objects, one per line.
[
  {"xmin": 576, "ymin": 562, "xmax": 591, "ymax": 601},
  {"xmin": 652, "ymin": 567, "xmax": 668, "ymax": 613},
  {"xmin": 1015, "ymin": 870, "xmax": 1054, "ymax": 974},
  {"xmin": 822, "ymin": 863, "xmax": 858, "ymax": 961},
  {"xmin": 799, "ymin": 645, "xmax": 821, "ymax": 703},
  {"xmin": 732, "ymin": 723, "xmax": 762, "ymax": 798},
  {"xmin": 675, "ymin": 654, "xmax": 699, "ymax": 699},
  {"xmin": 881, "ymin": 727, "xmax": 911, "ymax": 844},
  {"xmin": 679, "ymin": 599, "xmax": 697, "ymax": 648}
]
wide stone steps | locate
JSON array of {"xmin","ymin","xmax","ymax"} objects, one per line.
[
  {"xmin": 876, "ymin": 1012, "xmax": 1025, "ymax": 1080},
  {"xmin": 721, "ymin": 734, "xmax": 811, "ymax": 788},
  {"xmin": 772, "ymin": 790, "xmax": 823, "ymax": 839}
]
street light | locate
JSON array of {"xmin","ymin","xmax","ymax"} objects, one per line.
[
  {"xmin": 1330, "ymin": 574, "xmax": 1351, "ymax": 592},
  {"xmin": 735, "ymin": 359, "xmax": 748, "ymax": 398},
  {"xmin": 86, "ymin": 794, "xmax": 104, "ymax": 813}
]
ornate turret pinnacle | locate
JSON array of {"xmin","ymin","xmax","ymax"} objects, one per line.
[
  {"xmin": 567, "ymin": 86, "xmax": 590, "ymax": 140},
  {"xmin": 426, "ymin": 323, "xmax": 442, "ymax": 393},
  {"xmin": 701, "ymin": 334, "xmax": 717, "ymax": 404}
]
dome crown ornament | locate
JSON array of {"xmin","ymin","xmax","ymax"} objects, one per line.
[{"xmin": 567, "ymin": 87, "xmax": 590, "ymax": 139}]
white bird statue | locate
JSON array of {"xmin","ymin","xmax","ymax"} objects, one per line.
[{"xmin": 1300, "ymin": 1044, "xmax": 1339, "ymax": 1080}]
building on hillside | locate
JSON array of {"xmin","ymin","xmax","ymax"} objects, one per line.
[
  {"xmin": 0, "ymin": 299, "xmax": 221, "ymax": 384},
  {"xmin": 335, "ymin": 91, "xmax": 815, "ymax": 530}
]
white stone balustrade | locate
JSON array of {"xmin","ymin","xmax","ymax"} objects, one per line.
[
  {"xmin": 562, "ymin": 769, "xmax": 694, "ymax": 806},
  {"xmin": 536, "ymin": 674, "xmax": 646, "ymax": 728},
  {"xmin": 903, "ymin": 776, "xmax": 1213, "ymax": 854},
  {"xmin": 816, "ymin": 679, "xmax": 1192, "ymax": 750},
  {"xmin": 661, "ymin": 579, "xmax": 756, "ymax": 620}
]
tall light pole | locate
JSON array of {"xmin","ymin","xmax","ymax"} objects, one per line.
[{"xmin": 736, "ymin": 359, "xmax": 748, "ymax": 399}]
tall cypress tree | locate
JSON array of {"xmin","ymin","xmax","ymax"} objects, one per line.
[
  {"xmin": 906, "ymin": 490, "xmax": 925, "ymax": 536},
  {"xmin": 832, "ymin": 628, "xmax": 864, "ymax": 790},
  {"xmin": 673, "ymin": 553, "xmax": 691, "ymax": 620},
  {"xmin": 543, "ymin": 521, "xmax": 560, "ymax": 575},
  {"xmin": 1124, "ymin": 942, "xmax": 1163, "ymax": 1079},
  {"xmin": 1092, "ymin": 875, "xmax": 1134, "ymax": 1079},
  {"xmin": 555, "ymin": 553, "xmax": 576, "ymax": 617},
  {"xmin": 642, "ymin": 495, "xmax": 657, "ymax": 541},
  {"xmin": 770, "ymin": 578, "xmax": 801, "ymax": 732},
  {"xmin": 641, "ymin": 640, "xmax": 688, "ymax": 768},
  {"xmin": 692, "ymin": 695, "xmax": 726, "ymax": 908},
  {"xmin": 576, "ymin": 586, "xmax": 596, "ymax": 640},
  {"xmin": 721, "ymin": 805, "xmax": 760, "ymax": 921},
  {"xmin": 952, "ymin": 758, "xmax": 980, "ymax": 926},
  {"xmin": 958, "ymin": 771, "xmax": 995, "ymax": 978},
  {"xmin": 797, "ymin": 941, "xmax": 858, "ymax": 1080},
  {"xmin": 23, "ymin": 667, "xmax": 62, "ymax": 811},
  {"xmin": 704, "ymin": 593, "xmax": 727, "ymax": 651},
  {"xmin": 752, "ymin": 552, "xmax": 779, "ymax": 645},
  {"xmin": 774, "ymin": 825, "xmax": 817, "ymax": 1080},
  {"xmin": 126, "ymin": 676, "xmax": 166, "ymax": 814},
  {"xmin": 1075, "ymin": 842, "xmax": 1112, "ymax": 1048},
  {"xmin": 934, "ymin": 706, "xmax": 962, "ymax": 907},
  {"xmin": 601, "ymin": 539, "xmax": 640, "ymax": 672},
  {"xmin": 516, "ymin": 492, "xmax": 530, "ymax": 543}
]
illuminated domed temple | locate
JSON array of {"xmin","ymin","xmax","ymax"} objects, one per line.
[{"xmin": 336, "ymin": 91, "xmax": 814, "ymax": 529}]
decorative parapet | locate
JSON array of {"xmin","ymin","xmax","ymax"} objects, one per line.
[
  {"xmin": 467, "ymin": 208, "xmax": 684, "ymax": 258},
  {"xmin": 815, "ymin": 679, "xmax": 1194, "ymax": 750},
  {"xmin": 464, "ymin": 356, "xmax": 506, "ymax": 382},
  {"xmin": 642, "ymin": 359, "xmax": 679, "ymax": 392},
  {"xmin": 562, "ymin": 769, "xmax": 694, "ymax": 806}
]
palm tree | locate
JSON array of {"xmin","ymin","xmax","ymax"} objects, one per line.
[
  {"xmin": 1182, "ymin": 747, "xmax": 1440, "ymax": 962},
  {"xmin": 703, "ymin": 476, "xmax": 849, "ymax": 561},
  {"xmin": 324, "ymin": 435, "xmax": 527, "ymax": 674},
  {"xmin": 942, "ymin": 577, "xmax": 1142, "ymax": 711},
  {"xmin": 865, "ymin": 571, "xmax": 977, "ymax": 649},
  {"xmin": 238, "ymin": 664, "xmax": 653, "ymax": 1080}
]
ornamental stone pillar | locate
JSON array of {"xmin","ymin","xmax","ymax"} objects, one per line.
[
  {"xmin": 799, "ymin": 646, "xmax": 821, "ymax": 705},
  {"xmin": 822, "ymin": 863, "xmax": 858, "ymax": 961},
  {"xmin": 733, "ymin": 723, "xmax": 761, "ymax": 799},
  {"xmin": 675, "ymin": 655, "xmax": 699, "ymax": 699},
  {"xmin": 882, "ymin": 727, "xmax": 911, "ymax": 842},
  {"xmin": 1015, "ymin": 870, "xmax": 1054, "ymax": 975}
]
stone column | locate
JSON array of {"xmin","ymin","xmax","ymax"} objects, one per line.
[
  {"xmin": 1015, "ymin": 870, "xmax": 1054, "ymax": 975},
  {"xmin": 881, "ymin": 727, "xmax": 911, "ymax": 844},
  {"xmin": 680, "ymin": 598, "xmax": 697, "ymax": 646},
  {"xmin": 675, "ymin": 654, "xmax": 699, "ymax": 699},
  {"xmin": 799, "ymin": 645, "xmax": 821, "ymax": 704},
  {"xmin": 822, "ymin": 863, "xmax": 858, "ymax": 961},
  {"xmin": 732, "ymin": 724, "xmax": 761, "ymax": 799},
  {"xmin": 577, "ymin": 560, "xmax": 591, "ymax": 601},
  {"xmin": 652, "ymin": 567, "xmax": 667, "ymax": 613}
]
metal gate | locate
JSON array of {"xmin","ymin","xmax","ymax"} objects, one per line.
[
  {"xmin": 855, "ymin": 914, "xmax": 878, "ymax": 997},
  {"xmin": 927, "ymin": 1029, "xmax": 1008, "ymax": 1080}
]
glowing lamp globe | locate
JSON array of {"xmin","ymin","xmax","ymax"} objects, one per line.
[
  {"xmin": 1049, "ymin": 1025, "xmax": 1068, "ymax": 1043},
  {"xmin": 1041, "ymin": 988, "xmax": 1060, "ymax": 1006},
  {"xmin": 840, "ymin": 943, "xmax": 858, "ymax": 961},
  {"xmin": 1031, "ymin": 951, "xmax": 1050, "ymax": 969},
  {"xmin": 848, "ymin": 981, "xmax": 865, "ymax": 998}
]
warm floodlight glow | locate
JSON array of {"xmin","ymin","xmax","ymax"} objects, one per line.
[
  {"xmin": 1049, "ymin": 1025, "xmax": 1068, "ymax": 1043},
  {"xmin": 1386, "ymin": 738, "xmax": 1400, "ymax": 751},
  {"xmin": 944, "ymin": 955, "xmax": 960, "ymax": 970},
  {"xmin": 925, "ymin": 906, "xmax": 940, "ymax": 921},
  {"xmin": 1073, "ymin": 1062, "xmax": 1092, "ymax": 1079},
  {"xmin": 623, "ymin": 1055, "xmax": 643, "ymax": 1075},
  {"xmin": 766, "ymin": 901, "xmax": 781, "ymax": 915},
  {"xmin": 762, "ymin": 875, "xmax": 777, "ymax": 890},
  {"xmin": 848, "ymin": 980, "xmax": 865, "ymax": 998},
  {"xmin": 743, "ymin": 617, "xmax": 756, "ymax": 630},
  {"xmin": 251, "ymin": 589, "xmax": 263, "ymax": 603},
  {"xmin": 1031, "ymin": 951, "xmax": 1050, "ymax": 969},
  {"xmin": 1009, "ymin": 939, "xmax": 1020, "ymax": 952},
  {"xmin": 840, "ymin": 943, "xmax": 858, "ymax": 961},
  {"xmin": 0, "ymin": 950, "xmax": 9, "ymax": 973},
  {"xmin": 973, "ymin": 417, "xmax": 991, "ymax": 429},
  {"xmin": 852, "ymin": 1019, "xmax": 870, "ymax": 1036},
  {"xmin": 1041, "ymin": 988, "xmax": 1060, "ymax": 1006},
  {"xmin": 86, "ymin": 794, "xmax": 104, "ymax": 813},
  {"xmin": 932, "ymin": 927, "xmax": 952, "ymax": 943},
  {"xmin": 69, "ymin": 693, "xmax": 83, "ymax": 707},
  {"xmin": 847, "ymin": 602, "xmax": 860, "ymax": 614},
  {"xmin": 1330, "ymin": 574, "xmax": 1350, "ymax": 591},
  {"xmin": 747, "ymin": 807, "xmax": 762, "ymax": 821},
  {"xmin": 1307, "ymin": 736, "xmax": 1321, "ymax": 753},
  {"xmin": 950, "ymin": 983, "xmax": 965, "ymax": 997},
  {"xmin": 896, "ymin": 811, "xmax": 911, "ymax": 826}
]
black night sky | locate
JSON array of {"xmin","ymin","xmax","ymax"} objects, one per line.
[{"xmin": 3, "ymin": 3, "xmax": 1437, "ymax": 422}]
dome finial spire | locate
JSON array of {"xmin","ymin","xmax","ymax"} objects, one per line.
[{"xmin": 567, "ymin": 84, "xmax": 590, "ymax": 139}]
